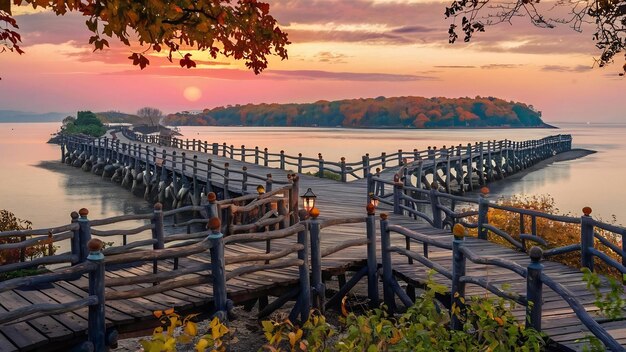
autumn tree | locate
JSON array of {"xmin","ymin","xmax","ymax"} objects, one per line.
[
  {"xmin": 137, "ymin": 107, "xmax": 163, "ymax": 126},
  {"xmin": 0, "ymin": 0, "xmax": 289, "ymax": 73},
  {"xmin": 445, "ymin": 0, "xmax": 626, "ymax": 74}
]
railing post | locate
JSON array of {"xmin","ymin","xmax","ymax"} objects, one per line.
[
  {"xmin": 297, "ymin": 153, "xmax": 303, "ymax": 174},
  {"xmin": 289, "ymin": 175, "xmax": 300, "ymax": 226},
  {"xmin": 241, "ymin": 166, "xmax": 248, "ymax": 193},
  {"xmin": 205, "ymin": 193, "xmax": 218, "ymax": 219},
  {"xmin": 379, "ymin": 213, "xmax": 396, "ymax": 312},
  {"xmin": 309, "ymin": 209, "xmax": 324, "ymax": 313},
  {"xmin": 581, "ymin": 207, "xmax": 595, "ymax": 271},
  {"xmin": 381, "ymin": 152, "xmax": 387, "ymax": 169},
  {"xmin": 340, "ymin": 157, "xmax": 347, "ymax": 182},
  {"xmin": 87, "ymin": 239, "xmax": 106, "ymax": 351},
  {"xmin": 152, "ymin": 203, "xmax": 165, "ymax": 277},
  {"xmin": 265, "ymin": 173, "xmax": 273, "ymax": 193},
  {"xmin": 70, "ymin": 211, "xmax": 80, "ymax": 265},
  {"xmin": 366, "ymin": 204, "xmax": 379, "ymax": 308},
  {"xmin": 208, "ymin": 218, "xmax": 229, "ymax": 322},
  {"xmin": 263, "ymin": 148, "xmax": 269, "ymax": 167},
  {"xmin": 212, "ymin": 142, "xmax": 218, "ymax": 155},
  {"xmin": 241, "ymin": 145, "xmax": 246, "ymax": 162},
  {"xmin": 280, "ymin": 150, "xmax": 285, "ymax": 170},
  {"xmin": 393, "ymin": 174, "xmax": 403, "ymax": 215},
  {"xmin": 526, "ymin": 246, "xmax": 544, "ymax": 331},
  {"xmin": 255, "ymin": 147, "xmax": 260, "ymax": 165},
  {"xmin": 477, "ymin": 188, "xmax": 489, "ymax": 240},
  {"xmin": 78, "ymin": 208, "xmax": 92, "ymax": 263},
  {"xmin": 293, "ymin": 211, "xmax": 311, "ymax": 323},
  {"xmin": 362, "ymin": 153, "xmax": 370, "ymax": 178},
  {"xmin": 430, "ymin": 184, "xmax": 443, "ymax": 228},
  {"xmin": 450, "ymin": 226, "xmax": 466, "ymax": 330},
  {"xmin": 397, "ymin": 149, "xmax": 403, "ymax": 166},
  {"xmin": 318, "ymin": 153, "xmax": 324, "ymax": 178},
  {"xmin": 223, "ymin": 162, "xmax": 230, "ymax": 198}
]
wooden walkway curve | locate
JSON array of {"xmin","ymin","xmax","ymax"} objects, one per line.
[{"xmin": 0, "ymin": 132, "xmax": 623, "ymax": 352}]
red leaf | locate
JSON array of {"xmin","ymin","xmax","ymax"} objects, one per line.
[{"xmin": 153, "ymin": 43, "xmax": 161, "ymax": 52}]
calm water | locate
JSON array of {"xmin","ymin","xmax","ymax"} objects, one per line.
[{"xmin": 0, "ymin": 123, "xmax": 624, "ymax": 230}]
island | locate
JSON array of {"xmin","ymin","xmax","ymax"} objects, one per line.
[{"xmin": 163, "ymin": 96, "xmax": 551, "ymax": 129}]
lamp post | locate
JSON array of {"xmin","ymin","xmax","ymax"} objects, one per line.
[{"xmin": 301, "ymin": 188, "xmax": 317, "ymax": 213}]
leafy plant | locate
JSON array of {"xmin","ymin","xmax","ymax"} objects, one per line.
[
  {"xmin": 139, "ymin": 309, "xmax": 231, "ymax": 352},
  {"xmin": 261, "ymin": 310, "xmax": 334, "ymax": 352},
  {"xmin": 0, "ymin": 210, "xmax": 55, "ymax": 266}
]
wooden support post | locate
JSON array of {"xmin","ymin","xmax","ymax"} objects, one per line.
[
  {"xmin": 61, "ymin": 139, "xmax": 66, "ymax": 163},
  {"xmin": 212, "ymin": 142, "xmax": 218, "ymax": 155},
  {"xmin": 205, "ymin": 193, "xmax": 218, "ymax": 219},
  {"xmin": 526, "ymin": 246, "xmax": 544, "ymax": 331},
  {"xmin": 379, "ymin": 214, "xmax": 396, "ymax": 313},
  {"xmin": 264, "ymin": 148, "xmax": 269, "ymax": 167},
  {"xmin": 430, "ymin": 186, "xmax": 443, "ymax": 229},
  {"xmin": 152, "ymin": 203, "xmax": 165, "ymax": 277},
  {"xmin": 241, "ymin": 166, "xmax": 248, "ymax": 193},
  {"xmin": 477, "ymin": 190, "xmax": 489, "ymax": 240},
  {"xmin": 255, "ymin": 147, "xmax": 260, "ymax": 165},
  {"xmin": 222, "ymin": 142, "xmax": 227, "ymax": 157},
  {"xmin": 415, "ymin": 160, "xmax": 423, "ymax": 189},
  {"xmin": 208, "ymin": 219, "xmax": 228, "ymax": 322},
  {"xmin": 478, "ymin": 142, "xmax": 485, "ymax": 185},
  {"xmin": 87, "ymin": 239, "xmax": 106, "ymax": 351},
  {"xmin": 223, "ymin": 163, "xmax": 230, "ymax": 199},
  {"xmin": 581, "ymin": 207, "xmax": 595, "ymax": 271},
  {"xmin": 309, "ymin": 213, "xmax": 324, "ymax": 313},
  {"xmin": 393, "ymin": 174, "xmax": 403, "ymax": 215},
  {"xmin": 78, "ymin": 208, "xmax": 92, "ymax": 263},
  {"xmin": 241, "ymin": 145, "xmax": 246, "ymax": 162},
  {"xmin": 294, "ymin": 214, "xmax": 311, "ymax": 323},
  {"xmin": 362, "ymin": 153, "xmax": 370, "ymax": 178},
  {"xmin": 265, "ymin": 174, "xmax": 273, "ymax": 193},
  {"xmin": 298, "ymin": 153, "xmax": 303, "ymax": 174},
  {"xmin": 450, "ymin": 231, "xmax": 466, "ymax": 331},
  {"xmin": 318, "ymin": 153, "xmax": 325, "ymax": 178},
  {"xmin": 70, "ymin": 211, "xmax": 80, "ymax": 265},
  {"xmin": 289, "ymin": 175, "xmax": 300, "ymax": 226},
  {"xmin": 397, "ymin": 149, "xmax": 403, "ymax": 166},
  {"xmin": 381, "ymin": 152, "xmax": 387, "ymax": 169},
  {"xmin": 366, "ymin": 205, "xmax": 379, "ymax": 308},
  {"xmin": 340, "ymin": 157, "xmax": 347, "ymax": 182},
  {"xmin": 193, "ymin": 156, "xmax": 200, "ymax": 205}
]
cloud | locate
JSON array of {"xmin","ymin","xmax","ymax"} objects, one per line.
[
  {"xmin": 480, "ymin": 64, "xmax": 523, "ymax": 69},
  {"xmin": 541, "ymin": 64, "xmax": 593, "ymax": 72},
  {"xmin": 314, "ymin": 51, "xmax": 349, "ymax": 63},
  {"xmin": 104, "ymin": 67, "xmax": 436, "ymax": 82},
  {"xmin": 433, "ymin": 65, "xmax": 476, "ymax": 69}
]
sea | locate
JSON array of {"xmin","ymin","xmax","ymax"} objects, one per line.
[{"xmin": 0, "ymin": 122, "xmax": 624, "ymax": 230}]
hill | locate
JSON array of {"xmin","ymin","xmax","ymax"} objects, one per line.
[
  {"xmin": 163, "ymin": 96, "xmax": 549, "ymax": 129},
  {"xmin": 0, "ymin": 110, "xmax": 66, "ymax": 123},
  {"xmin": 95, "ymin": 111, "xmax": 152, "ymax": 125}
]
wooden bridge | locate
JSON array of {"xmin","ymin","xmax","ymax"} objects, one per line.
[{"xmin": 0, "ymin": 131, "xmax": 624, "ymax": 351}]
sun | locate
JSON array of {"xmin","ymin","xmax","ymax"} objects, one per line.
[{"xmin": 183, "ymin": 86, "xmax": 202, "ymax": 102}]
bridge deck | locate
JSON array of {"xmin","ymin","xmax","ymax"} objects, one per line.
[{"xmin": 1, "ymin": 136, "xmax": 623, "ymax": 351}]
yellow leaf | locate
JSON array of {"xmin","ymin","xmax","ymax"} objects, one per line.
[
  {"xmin": 288, "ymin": 332, "xmax": 296, "ymax": 347},
  {"xmin": 494, "ymin": 316, "xmax": 504, "ymax": 326},
  {"xmin": 196, "ymin": 338, "xmax": 209, "ymax": 352},
  {"xmin": 185, "ymin": 321, "xmax": 198, "ymax": 336}
]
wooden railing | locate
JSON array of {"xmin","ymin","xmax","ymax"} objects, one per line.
[
  {"xmin": 371, "ymin": 172, "xmax": 626, "ymax": 350},
  {"xmin": 121, "ymin": 128, "xmax": 572, "ymax": 183},
  {"xmin": 62, "ymin": 135, "xmax": 293, "ymax": 208}
]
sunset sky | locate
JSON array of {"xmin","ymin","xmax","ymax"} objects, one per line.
[{"xmin": 0, "ymin": 0, "xmax": 624, "ymax": 122}]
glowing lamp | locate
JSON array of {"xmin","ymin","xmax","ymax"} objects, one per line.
[
  {"xmin": 257, "ymin": 185, "xmax": 266, "ymax": 195},
  {"xmin": 301, "ymin": 188, "xmax": 317, "ymax": 213}
]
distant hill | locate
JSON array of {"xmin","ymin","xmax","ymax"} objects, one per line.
[
  {"xmin": 0, "ymin": 110, "xmax": 66, "ymax": 123},
  {"xmin": 164, "ymin": 96, "xmax": 549, "ymax": 129},
  {"xmin": 95, "ymin": 111, "xmax": 151, "ymax": 125}
]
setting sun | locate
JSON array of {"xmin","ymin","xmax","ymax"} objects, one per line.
[{"xmin": 183, "ymin": 86, "xmax": 202, "ymax": 102}]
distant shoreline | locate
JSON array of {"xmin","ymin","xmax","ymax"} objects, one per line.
[{"xmin": 167, "ymin": 123, "xmax": 557, "ymax": 131}]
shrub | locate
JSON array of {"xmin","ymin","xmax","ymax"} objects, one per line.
[
  {"xmin": 262, "ymin": 272, "xmax": 546, "ymax": 352},
  {"xmin": 462, "ymin": 195, "xmax": 623, "ymax": 277},
  {"xmin": 0, "ymin": 210, "xmax": 55, "ymax": 266}
]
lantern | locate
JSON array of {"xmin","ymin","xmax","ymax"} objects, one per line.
[{"xmin": 301, "ymin": 188, "xmax": 317, "ymax": 213}]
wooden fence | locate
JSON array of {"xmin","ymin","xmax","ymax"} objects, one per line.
[
  {"xmin": 121, "ymin": 128, "xmax": 572, "ymax": 183},
  {"xmin": 370, "ymin": 174, "xmax": 626, "ymax": 350}
]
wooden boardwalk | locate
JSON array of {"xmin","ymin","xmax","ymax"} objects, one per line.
[{"xmin": 0, "ymin": 133, "xmax": 624, "ymax": 351}]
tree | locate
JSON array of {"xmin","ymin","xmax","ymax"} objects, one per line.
[
  {"xmin": 0, "ymin": 0, "xmax": 289, "ymax": 74},
  {"xmin": 445, "ymin": 0, "xmax": 626, "ymax": 75},
  {"xmin": 137, "ymin": 107, "xmax": 163, "ymax": 126}
]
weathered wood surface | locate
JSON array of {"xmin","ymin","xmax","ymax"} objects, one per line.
[{"xmin": 0, "ymin": 134, "xmax": 618, "ymax": 351}]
